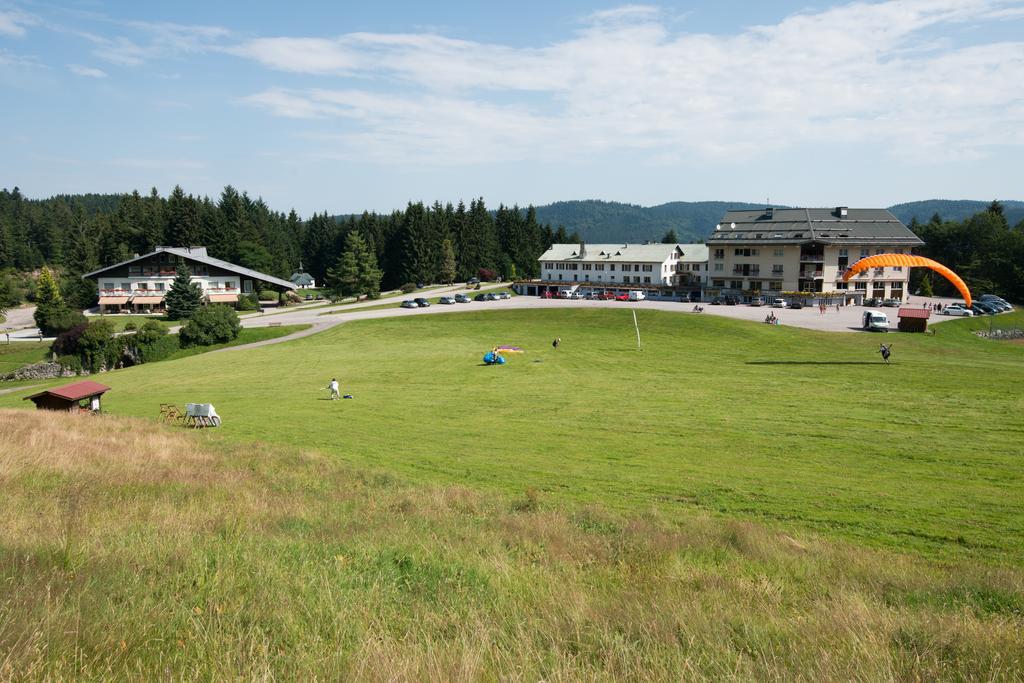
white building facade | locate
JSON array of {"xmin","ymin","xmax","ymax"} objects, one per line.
[{"xmin": 706, "ymin": 207, "xmax": 924, "ymax": 302}]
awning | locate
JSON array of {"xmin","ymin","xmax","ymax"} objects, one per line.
[
  {"xmin": 208, "ymin": 293, "xmax": 239, "ymax": 303},
  {"xmin": 98, "ymin": 296, "xmax": 130, "ymax": 305},
  {"xmin": 132, "ymin": 295, "xmax": 164, "ymax": 304}
]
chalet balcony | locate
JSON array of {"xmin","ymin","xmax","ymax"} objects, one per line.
[
  {"xmin": 799, "ymin": 269, "xmax": 824, "ymax": 278},
  {"xmin": 732, "ymin": 267, "xmax": 760, "ymax": 276},
  {"xmin": 799, "ymin": 254, "xmax": 825, "ymax": 262}
]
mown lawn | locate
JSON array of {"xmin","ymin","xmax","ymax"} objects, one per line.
[
  {"xmin": 3, "ymin": 308, "xmax": 1021, "ymax": 565},
  {"xmin": 87, "ymin": 314, "xmax": 175, "ymax": 332},
  {"xmin": 0, "ymin": 340, "xmax": 50, "ymax": 373}
]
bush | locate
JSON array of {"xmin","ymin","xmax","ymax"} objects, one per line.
[
  {"xmin": 51, "ymin": 323, "xmax": 88, "ymax": 357},
  {"xmin": 138, "ymin": 334, "xmax": 179, "ymax": 363},
  {"xmin": 400, "ymin": 282, "xmax": 417, "ymax": 294},
  {"xmin": 41, "ymin": 308, "xmax": 87, "ymax": 337},
  {"xmin": 179, "ymin": 305, "xmax": 241, "ymax": 348},
  {"xmin": 123, "ymin": 320, "xmax": 138, "ymax": 332},
  {"xmin": 478, "ymin": 268, "xmax": 496, "ymax": 282},
  {"xmin": 76, "ymin": 320, "xmax": 116, "ymax": 372},
  {"xmin": 258, "ymin": 290, "xmax": 278, "ymax": 301},
  {"xmin": 56, "ymin": 355, "xmax": 83, "ymax": 374},
  {"xmin": 236, "ymin": 294, "xmax": 259, "ymax": 311}
]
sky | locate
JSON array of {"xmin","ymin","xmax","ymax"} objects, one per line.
[{"xmin": 1, "ymin": 0, "xmax": 1023, "ymax": 217}]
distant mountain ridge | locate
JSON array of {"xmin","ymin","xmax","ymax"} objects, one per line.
[{"xmin": 533, "ymin": 199, "xmax": 1024, "ymax": 244}]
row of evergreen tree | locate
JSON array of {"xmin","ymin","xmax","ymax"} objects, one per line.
[
  {"xmin": 0, "ymin": 186, "xmax": 576, "ymax": 306},
  {"xmin": 908, "ymin": 201, "xmax": 1024, "ymax": 303}
]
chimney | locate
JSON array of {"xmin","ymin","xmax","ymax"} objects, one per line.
[
  {"xmin": 579, "ymin": 241, "xmax": 586, "ymax": 258},
  {"xmin": 836, "ymin": 206, "xmax": 848, "ymax": 218}
]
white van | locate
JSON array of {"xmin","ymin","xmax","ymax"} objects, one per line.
[
  {"xmin": 862, "ymin": 310, "xmax": 890, "ymax": 332},
  {"xmin": 628, "ymin": 290, "xmax": 646, "ymax": 302}
]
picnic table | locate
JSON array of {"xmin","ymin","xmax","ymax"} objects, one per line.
[{"xmin": 184, "ymin": 403, "xmax": 221, "ymax": 428}]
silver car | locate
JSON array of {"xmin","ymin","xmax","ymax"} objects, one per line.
[
  {"xmin": 942, "ymin": 304, "xmax": 973, "ymax": 317},
  {"xmin": 400, "ymin": 300, "xmax": 418, "ymax": 309}
]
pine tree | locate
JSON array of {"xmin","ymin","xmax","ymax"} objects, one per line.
[
  {"xmin": 33, "ymin": 267, "xmax": 65, "ymax": 330},
  {"xmin": 326, "ymin": 232, "xmax": 382, "ymax": 300},
  {"xmin": 661, "ymin": 229, "xmax": 679, "ymax": 243},
  {"xmin": 164, "ymin": 262, "xmax": 203, "ymax": 320},
  {"xmin": 440, "ymin": 238, "xmax": 456, "ymax": 284}
]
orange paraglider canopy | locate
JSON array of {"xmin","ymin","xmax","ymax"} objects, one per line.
[{"xmin": 841, "ymin": 254, "xmax": 972, "ymax": 306}]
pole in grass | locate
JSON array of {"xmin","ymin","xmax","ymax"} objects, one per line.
[{"xmin": 633, "ymin": 309, "xmax": 642, "ymax": 351}]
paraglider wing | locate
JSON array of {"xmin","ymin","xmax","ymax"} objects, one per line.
[
  {"xmin": 841, "ymin": 254, "xmax": 972, "ymax": 306},
  {"xmin": 496, "ymin": 345, "xmax": 524, "ymax": 353}
]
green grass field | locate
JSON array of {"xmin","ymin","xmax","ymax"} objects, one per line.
[
  {"xmin": 87, "ymin": 314, "xmax": 175, "ymax": 332},
  {"xmin": 2, "ymin": 308, "xmax": 1023, "ymax": 679},
  {"xmin": 0, "ymin": 340, "xmax": 50, "ymax": 373},
  {"xmin": 3, "ymin": 308, "xmax": 1021, "ymax": 562}
]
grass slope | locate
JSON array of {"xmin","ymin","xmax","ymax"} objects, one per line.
[
  {"xmin": 3, "ymin": 309, "xmax": 1021, "ymax": 566},
  {"xmin": 1, "ymin": 410, "xmax": 1022, "ymax": 680}
]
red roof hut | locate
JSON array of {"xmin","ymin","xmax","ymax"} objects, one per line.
[
  {"xmin": 24, "ymin": 381, "xmax": 111, "ymax": 413},
  {"xmin": 897, "ymin": 307, "xmax": 931, "ymax": 333}
]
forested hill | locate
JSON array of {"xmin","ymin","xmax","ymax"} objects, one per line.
[
  {"xmin": 531, "ymin": 200, "xmax": 768, "ymax": 243},
  {"xmin": 888, "ymin": 200, "xmax": 1024, "ymax": 228}
]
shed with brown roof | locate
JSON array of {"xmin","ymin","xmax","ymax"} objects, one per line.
[
  {"xmin": 24, "ymin": 381, "xmax": 111, "ymax": 413},
  {"xmin": 897, "ymin": 307, "xmax": 931, "ymax": 333}
]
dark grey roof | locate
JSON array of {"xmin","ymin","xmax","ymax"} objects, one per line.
[
  {"xmin": 707, "ymin": 207, "xmax": 924, "ymax": 246},
  {"xmin": 84, "ymin": 246, "xmax": 296, "ymax": 290},
  {"xmin": 290, "ymin": 272, "xmax": 314, "ymax": 286}
]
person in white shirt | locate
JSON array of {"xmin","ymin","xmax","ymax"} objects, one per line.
[{"xmin": 327, "ymin": 378, "xmax": 340, "ymax": 400}]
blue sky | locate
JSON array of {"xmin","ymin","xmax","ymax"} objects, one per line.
[{"xmin": 2, "ymin": 1, "xmax": 1023, "ymax": 217}]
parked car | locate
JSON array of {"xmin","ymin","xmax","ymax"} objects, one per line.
[
  {"xmin": 455, "ymin": 293, "xmax": 471, "ymax": 303},
  {"xmin": 771, "ymin": 298, "xmax": 787, "ymax": 308},
  {"xmin": 628, "ymin": 290, "xmax": 646, "ymax": 301},
  {"xmin": 496, "ymin": 291, "xmax": 512, "ymax": 300},
  {"xmin": 979, "ymin": 297, "xmax": 1010, "ymax": 311},
  {"xmin": 598, "ymin": 291, "xmax": 615, "ymax": 300},
  {"xmin": 615, "ymin": 292, "xmax": 630, "ymax": 301},
  {"xmin": 942, "ymin": 303, "xmax": 973, "ymax": 317},
  {"xmin": 882, "ymin": 298, "xmax": 901, "ymax": 307},
  {"xmin": 474, "ymin": 293, "xmax": 488, "ymax": 301},
  {"xmin": 973, "ymin": 301, "xmax": 998, "ymax": 315},
  {"xmin": 400, "ymin": 300, "xmax": 418, "ymax": 308},
  {"xmin": 862, "ymin": 297, "xmax": 880, "ymax": 307},
  {"xmin": 724, "ymin": 296, "xmax": 739, "ymax": 305},
  {"xmin": 710, "ymin": 297, "xmax": 722, "ymax": 305},
  {"xmin": 557, "ymin": 290, "xmax": 572, "ymax": 299},
  {"xmin": 569, "ymin": 291, "xmax": 585, "ymax": 300},
  {"xmin": 749, "ymin": 296, "xmax": 765, "ymax": 307},
  {"xmin": 414, "ymin": 297, "xmax": 431, "ymax": 307},
  {"xmin": 484, "ymin": 293, "xmax": 498, "ymax": 301},
  {"xmin": 788, "ymin": 301, "xmax": 804, "ymax": 310},
  {"xmin": 438, "ymin": 296, "xmax": 456, "ymax": 305}
]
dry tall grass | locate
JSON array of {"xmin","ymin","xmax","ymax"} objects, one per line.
[{"xmin": 1, "ymin": 409, "xmax": 1022, "ymax": 681}]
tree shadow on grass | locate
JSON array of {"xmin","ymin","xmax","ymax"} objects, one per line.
[{"xmin": 746, "ymin": 360, "xmax": 885, "ymax": 365}]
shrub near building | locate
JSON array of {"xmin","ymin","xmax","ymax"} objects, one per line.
[{"xmin": 179, "ymin": 305, "xmax": 241, "ymax": 348}]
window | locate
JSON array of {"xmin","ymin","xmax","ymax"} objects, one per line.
[
  {"xmin": 595, "ymin": 264, "xmax": 605, "ymax": 271},
  {"xmin": 243, "ymin": 280, "xmax": 253, "ymax": 293},
  {"xmin": 137, "ymin": 282, "xmax": 148, "ymax": 291},
  {"xmin": 713, "ymin": 249, "xmax": 725, "ymax": 259},
  {"xmin": 860, "ymin": 248, "xmax": 870, "ymax": 258},
  {"xmin": 545, "ymin": 263, "xmax": 553, "ymax": 269},
  {"xmin": 733, "ymin": 248, "xmax": 759, "ymax": 257},
  {"xmin": 210, "ymin": 281, "xmax": 218, "ymax": 290},
  {"xmin": 773, "ymin": 248, "xmax": 784, "ymax": 257},
  {"xmin": 839, "ymin": 248, "xmax": 848, "ymax": 257},
  {"xmin": 633, "ymin": 265, "xmax": 640, "ymax": 272},
  {"xmin": 876, "ymin": 248, "xmax": 885, "ymax": 255},
  {"xmin": 583, "ymin": 264, "xmax": 592, "ymax": 271},
  {"xmin": 874, "ymin": 267, "xmax": 884, "ymax": 276},
  {"xmin": 855, "ymin": 282, "xmax": 867, "ymax": 290},
  {"xmin": 772, "ymin": 264, "xmax": 784, "ymax": 274},
  {"xmin": 609, "ymin": 264, "xmax": 616, "ymax": 271},
  {"xmin": 748, "ymin": 281, "xmax": 761, "ymax": 291},
  {"xmin": 643, "ymin": 276, "xmax": 651, "ymax": 284},
  {"xmin": 712, "ymin": 279, "xmax": 725, "ymax": 287},
  {"xmin": 642, "ymin": 264, "xmax": 653, "ymax": 272},
  {"xmin": 155, "ymin": 283, "xmax": 165, "ymax": 291},
  {"xmin": 836, "ymin": 282, "xmax": 848, "ymax": 290},
  {"xmin": 731, "ymin": 280, "xmax": 743, "ymax": 289},
  {"xmin": 713, "ymin": 263, "xmax": 724, "ymax": 272},
  {"xmin": 103, "ymin": 282, "xmax": 114, "ymax": 291},
  {"xmin": 120, "ymin": 282, "xmax": 131, "ymax": 291},
  {"xmin": 633, "ymin": 276, "xmax": 641, "ymax": 283}
]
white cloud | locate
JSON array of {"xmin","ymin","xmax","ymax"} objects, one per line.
[
  {"xmin": 67, "ymin": 63, "xmax": 107, "ymax": 78},
  {"xmin": 235, "ymin": 1, "xmax": 1024, "ymax": 167},
  {"xmin": 0, "ymin": 9, "xmax": 38, "ymax": 37}
]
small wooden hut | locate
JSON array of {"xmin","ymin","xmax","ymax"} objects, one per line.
[
  {"xmin": 897, "ymin": 307, "xmax": 931, "ymax": 333},
  {"xmin": 24, "ymin": 381, "xmax": 110, "ymax": 413}
]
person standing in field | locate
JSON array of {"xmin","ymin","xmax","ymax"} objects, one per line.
[
  {"xmin": 879, "ymin": 344, "xmax": 892, "ymax": 365},
  {"xmin": 552, "ymin": 337, "xmax": 561, "ymax": 350},
  {"xmin": 327, "ymin": 378, "xmax": 340, "ymax": 400}
]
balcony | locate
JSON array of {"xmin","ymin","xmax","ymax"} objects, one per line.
[
  {"xmin": 732, "ymin": 267, "xmax": 760, "ymax": 276},
  {"xmin": 799, "ymin": 270, "xmax": 824, "ymax": 278},
  {"xmin": 799, "ymin": 254, "xmax": 824, "ymax": 262}
]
